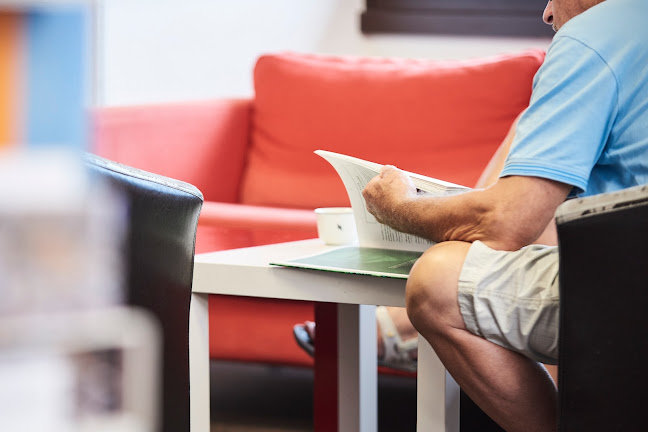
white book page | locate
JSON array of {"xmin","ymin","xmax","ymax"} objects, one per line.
[{"xmin": 316, "ymin": 150, "xmax": 469, "ymax": 252}]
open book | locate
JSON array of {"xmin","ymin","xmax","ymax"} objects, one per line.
[{"xmin": 271, "ymin": 150, "xmax": 470, "ymax": 278}]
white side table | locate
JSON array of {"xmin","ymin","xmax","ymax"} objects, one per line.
[{"xmin": 189, "ymin": 239, "xmax": 459, "ymax": 432}]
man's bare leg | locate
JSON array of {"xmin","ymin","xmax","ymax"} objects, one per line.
[
  {"xmin": 301, "ymin": 306, "xmax": 419, "ymax": 361},
  {"xmin": 406, "ymin": 241, "xmax": 557, "ymax": 432}
]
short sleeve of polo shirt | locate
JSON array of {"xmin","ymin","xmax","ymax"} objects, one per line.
[{"xmin": 501, "ymin": 35, "xmax": 619, "ymax": 195}]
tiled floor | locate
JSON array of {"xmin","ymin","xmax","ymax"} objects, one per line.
[{"xmin": 209, "ymin": 361, "xmax": 417, "ymax": 432}]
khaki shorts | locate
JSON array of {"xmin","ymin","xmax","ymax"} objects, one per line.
[{"xmin": 458, "ymin": 241, "xmax": 560, "ymax": 365}]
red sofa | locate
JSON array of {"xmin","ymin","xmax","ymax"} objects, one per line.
[{"xmin": 93, "ymin": 50, "xmax": 544, "ymax": 368}]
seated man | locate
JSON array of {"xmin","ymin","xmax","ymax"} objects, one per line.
[
  {"xmin": 300, "ymin": 1, "xmax": 648, "ymax": 430},
  {"xmin": 295, "ymin": 116, "xmax": 563, "ymax": 378}
]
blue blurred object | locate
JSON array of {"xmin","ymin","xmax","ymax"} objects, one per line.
[{"xmin": 25, "ymin": 6, "xmax": 89, "ymax": 151}]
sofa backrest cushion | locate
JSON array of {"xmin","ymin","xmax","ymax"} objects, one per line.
[{"xmin": 240, "ymin": 51, "xmax": 545, "ymax": 209}]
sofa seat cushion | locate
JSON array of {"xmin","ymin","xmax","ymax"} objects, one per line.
[
  {"xmin": 240, "ymin": 51, "xmax": 545, "ymax": 209},
  {"xmin": 195, "ymin": 202, "xmax": 317, "ymax": 253},
  {"xmin": 199, "ymin": 201, "xmax": 316, "ymax": 231}
]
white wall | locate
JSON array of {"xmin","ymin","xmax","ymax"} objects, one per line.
[{"xmin": 98, "ymin": 0, "xmax": 551, "ymax": 106}]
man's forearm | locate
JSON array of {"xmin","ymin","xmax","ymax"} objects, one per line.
[
  {"xmin": 363, "ymin": 169, "xmax": 571, "ymax": 251},
  {"xmin": 381, "ymin": 190, "xmax": 497, "ymax": 246}
]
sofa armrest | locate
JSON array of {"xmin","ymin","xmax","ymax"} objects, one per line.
[
  {"xmin": 555, "ymin": 184, "xmax": 648, "ymax": 431},
  {"xmin": 93, "ymin": 98, "xmax": 252, "ymax": 203},
  {"xmin": 199, "ymin": 201, "xmax": 317, "ymax": 232}
]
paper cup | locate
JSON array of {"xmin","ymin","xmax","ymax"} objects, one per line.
[{"xmin": 315, "ymin": 207, "xmax": 358, "ymax": 245}]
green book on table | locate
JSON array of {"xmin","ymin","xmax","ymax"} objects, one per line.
[{"xmin": 272, "ymin": 246, "xmax": 424, "ymax": 279}]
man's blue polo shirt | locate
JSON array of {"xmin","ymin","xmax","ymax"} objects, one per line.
[{"xmin": 501, "ymin": 0, "xmax": 648, "ymax": 198}]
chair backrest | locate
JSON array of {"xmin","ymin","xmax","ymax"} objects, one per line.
[
  {"xmin": 556, "ymin": 184, "xmax": 648, "ymax": 431},
  {"xmin": 85, "ymin": 153, "xmax": 203, "ymax": 432}
]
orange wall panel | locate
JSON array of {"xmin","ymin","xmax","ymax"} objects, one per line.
[{"xmin": 0, "ymin": 13, "xmax": 22, "ymax": 148}]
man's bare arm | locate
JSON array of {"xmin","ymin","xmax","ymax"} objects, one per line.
[{"xmin": 362, "ymin": 166, "xmax": 571, "ymax": 251}]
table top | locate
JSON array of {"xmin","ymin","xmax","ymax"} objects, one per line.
[{"xmin": 192, "ymin": 239, "xmax": 407, "ymax": 307}]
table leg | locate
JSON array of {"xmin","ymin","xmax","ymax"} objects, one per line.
[
  {"xmin": 314, "ymin": 302, "xmax": 338, "ymax": 431},
  {"xmin": 338, "ymin": 303, "xmax": 377, "ymax": 432},
  {"xmin": 189, "ymin": 292, "xmax": 210, "ymax": 432},
  {"xmin": 314, "ymin": 303, "xmax": 378, "ymax": 432},
  {"xmin": 417, "ymin": 335, "xmax": 460, "ymax": 432}
]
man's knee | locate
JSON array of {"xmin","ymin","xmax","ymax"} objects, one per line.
[{"xmin": 405, "ymin": 241, "xmax": 471, "ymax": 331}]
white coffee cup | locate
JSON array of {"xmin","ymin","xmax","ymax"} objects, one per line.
[{"xmin": 315, "ymin": 207, "xmax": 358, "ymax": 245}]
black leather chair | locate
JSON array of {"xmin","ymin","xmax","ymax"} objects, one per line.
[
  {"xmin": 85, "ymin": 154, "xmax": 203, "ymax": 432},
  {"xmin": 556, "ymin": 183, "xmax": 648, "ymax": 431}
]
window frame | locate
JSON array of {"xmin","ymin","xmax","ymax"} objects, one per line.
[{"xmin": 361, "ymin": 0, "xmax": 555, "ymax": 38}]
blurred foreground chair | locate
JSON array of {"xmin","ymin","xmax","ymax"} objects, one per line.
[
  {"xmin": 85, "ymin": 154, "xmax": 203, "ymax": 432},
  {"xmin": 556, "ymin": 183, "xmax": 648, "ymax": 431}
]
